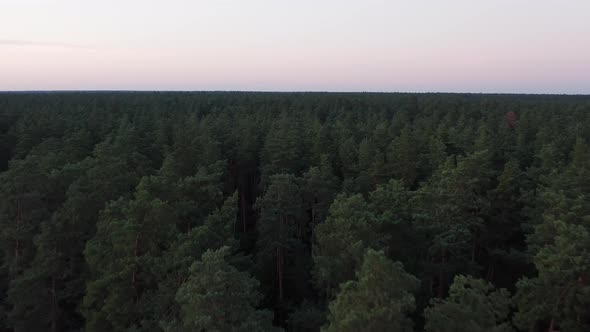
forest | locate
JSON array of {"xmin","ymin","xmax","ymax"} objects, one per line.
[{"xmin": 0, "ymin": 92, "xmax": 589, "ymax": 332}]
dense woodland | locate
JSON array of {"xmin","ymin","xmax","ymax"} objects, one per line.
[{"xmin": 0, "ymin": 92, "xmax": 589, "ymax": 332}]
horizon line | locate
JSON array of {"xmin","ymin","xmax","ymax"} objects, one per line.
[{"xmin": 0, "ymin": 90, "xmax": 589, "ymax": 96}]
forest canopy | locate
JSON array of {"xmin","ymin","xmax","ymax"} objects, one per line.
[{"xmin": 0, "ymin": 92, "xmax": 589, "ymax": 332}]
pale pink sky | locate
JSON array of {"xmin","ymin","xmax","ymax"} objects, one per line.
[{"xmin": 1, "ymin": 0, "xmax": 589, "ymax": 93}]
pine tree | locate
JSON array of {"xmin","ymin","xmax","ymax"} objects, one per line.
[
  {"xmin": 514, "ymin": 138, "xmax": 590, "ymax": 331},
  {"xmin": 302, "ymin": 155, "xmax": 340, "ymax": 234},
  {"xmin": 412, "ymin": 151, "xmax": 493, "ymax": 297},
  {"xmin": 313, "ymin": 194, "xmax": 385, "ymax": 298},
  {"xmin": 388, "ymin": 126, "xmax": 418, "ymax": 187},
  {"xmin": 255, "ymin": 174, "xmax": 305, "ymax": 303},
  {"xmin": 514, "ymin": 221, "xmax": 590, "ymax": 332},
  {"xmin": 322, "ymin": 249, "xmax": 419, "ymax": 332},
  {"xmin": 484, "ymin": 159, "xmax": 529, "ymax": 286},
  {"xmin": 149, "ymin": 193, "xmax": 239, "ymax": 329},
  {"xmin": 261, "ymin": 114, "xmax": 306, "ymax": 182},
  {"xmin": 83, "ymin": 178, "xmax": 177, "ymax": 331},
  {"xmin": 0, "ymin": 137, "xmax": 91, "ymax": 332},
  {"xmin": 169, "ymin": 246, "xmax": 281, "ymax": 332},
  {"xmin": 424, "ymin": 275, "xmax": 513, "ymax": 332},
  {"xmin": 368, "ymin": 179, "xmax": 418, "ymax": 270}
]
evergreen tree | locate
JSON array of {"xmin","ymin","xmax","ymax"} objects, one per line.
[
  {"xmin": 144, "ymin": 193, "xmax": 239, "ymax": 331},
  {"xmin": 388, "ymin": 126, "xmax": 419, "ymax": 187},
  {"xmin": 514, "ymin": 221, "xmax": 590, "ymax": 332},
  {"xmin": 313, "ymin": 194, "xmax": 385, "ymax": 298},
  {"xmin": 412, "ymin": 151, "xmax": 493, "ymax": 297},
  {"xmin": 83, "ymin": 179, "xmax": 177, "ymax": 331},
  {"xmin": 302, "ymin": 155, "xmax": 340, "ymax": 233},
  {"xmin": 168, "ymin": 246, "xmax": 281, "ymax": 332},
  {"xmin": 261, "ymin": 114, "xmax": 306, "ymax": 183},
  {"xmin": 424, "ymin": 275, "xmax": 513, "ymax": 332},
  {"xmin": 514, "ymin": 138, "xmax": 590, "ymax": 332},
  {"xmin": 0, "ymin": 92, "xmax": 589, "ymax": 331},
  {"xmin": 484, "ymin": 159, "xmax": 529, "ymax": 286},
  {"xmin": 255, "ymin": 174, "xmax": 305, "ymax": 303},
  {"xmin": 322, "ymin": 249, "xmax": 419, "ymax": 332}
]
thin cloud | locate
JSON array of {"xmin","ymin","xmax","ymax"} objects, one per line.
[{"xmin": 0, "ymin": 39, "xmax": 92, "ymax": 49}]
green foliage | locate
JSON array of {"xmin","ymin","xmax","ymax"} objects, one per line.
[
  {"xmin": 514, "ymin": 221, "xmax": 590, "ymax": 332},
  {"xmin": 145, "ymin": 192, "xmax": 239, "ymax": 330},
  {"xmin": 169, "ymin": 246, "xmax": 281, "ymax": 332},
  {"xmin": 483, "ymin": 159, "xmax": 530, "ymax": 287},
  {"xmin": 261, "ymin": 114, "xmax": 307, "ymax": 182},
  {"xmin": 82, "ymin": 194, "xmax": 176, "ymax": 331},
  {"xmin": 388, "ymin": 126, "xmax": 419, "ymax": 186},
  {"xmin": 412, "ymin": 150, "xmax": 493, "ymax": 295},
  {"xmin": 313, "ymin": 193, "xmax": 384, "ymax": 297},
  {"xmin": 424, "ymin": 275, "xmax": 513, "ymax": 332},
  {"xmin": 322, "ymin": 249, "xmax": 419, "ymax": 332},
  {"xmin": 514, "ymin": 137, "xmax": 590, "ymax": 332},
  {"xmin": 302, "ymin": 155, "xmax": 340, "ymax": 228},
  {"xmin": 1, "ymin": 92, "xmax": 589, "ymax": 331},
  {"xmin": 287, "ymin": 300, "xmax": 327, "ymax": 332}
]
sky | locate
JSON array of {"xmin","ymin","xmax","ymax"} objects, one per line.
[{"xmin": 1, "ymin": 0, "xmax": 589, "ymax": 93}]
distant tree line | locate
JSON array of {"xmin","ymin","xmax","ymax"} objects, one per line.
[{"xmin": 0, "ymin": 92, "xmax": 589, "ymax": 331}]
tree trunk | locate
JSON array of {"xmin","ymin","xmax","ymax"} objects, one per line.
[
  {"xmin": 471, "ymin": 229, "xmax": 477, "ymax": 263},
  {"xmin": 51, "ymin": 274, "xmax": 57, "ymax": 332},
  {"xmin": 428, "ymin": 255, "xmax": 435, "ymax": 296},
  {"xmin": 277, "ymin": 247, "xmax": 284, "ymax": 302},
  {"xmin": 240, "ymin": 187, "xmax": 247, "ymax": 233},
  {"xmin": 438, "ymin": 247, "xmax": 447, "ymax": 298},
  {"xmin": 14, "ymin": 239, "xmax": 19, "ymax": 268},
  {"xmin": 486, "ymin": 265, "xmax": 495, "ymax": 282},
  {"xmin": 310, "ymin": 203, "xmax": 316, "ymax": 240},
  {"xmin": 15, "ymin": 198, "xmax": 22, "ymax": 270},
  {"xmin": 132, "ymin": 234, "xmax": 140, "ymax": 298},
  {"xmin": 430, "ymin": 274, "xmax": 435, "ymax": 296}
]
